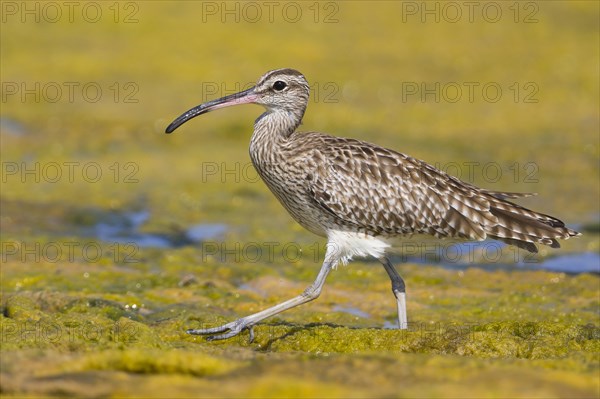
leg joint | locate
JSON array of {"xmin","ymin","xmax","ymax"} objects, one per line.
[
  {"xmin": 391, "ymin": 278, "xmax": 406, "ymax": 293},
  {"xmin": 302, "ymin": 284, "xmax": 321, "ymax": 301}
]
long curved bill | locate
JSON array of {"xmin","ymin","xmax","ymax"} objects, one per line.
[{"xmin": 165, "ymin": 86, "xmax": 258, "ymax": 133}]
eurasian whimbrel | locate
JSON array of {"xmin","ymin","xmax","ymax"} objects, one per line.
[{"xmin": 166, "ymin": 68, "xmax": 580, "ymax": 341}]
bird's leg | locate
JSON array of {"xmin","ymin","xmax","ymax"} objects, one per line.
[
  {"xmin": 379, "ymin": 256, "xmax": 408, "ymax": 329},
  {"xmin": 188, "ymin": 258, "xmax": 335, "ymax": 341}
]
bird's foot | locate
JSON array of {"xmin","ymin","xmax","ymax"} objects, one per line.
[{"xmin": 187, "ymin": 318, "xmax": 255, "ymax": 342}]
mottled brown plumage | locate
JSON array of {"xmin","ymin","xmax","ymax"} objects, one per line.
[
  {"xmin": 253, "ymin": 131, "xmax": 577, "ymax": 253},
  {"xmin": 166, "ymin": 68, "xmax": 580, "ymax": 341}
]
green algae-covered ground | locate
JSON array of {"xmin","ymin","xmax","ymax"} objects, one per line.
[{"xmin": 1, "ymin": 1, "xmax": 599, "ymax": 398}]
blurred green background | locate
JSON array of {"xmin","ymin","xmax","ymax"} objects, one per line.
[{"xmin": 1, "ymin": 1, "xmax": 599, "ymax": 398}]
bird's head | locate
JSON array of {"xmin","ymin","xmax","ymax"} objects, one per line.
[{"xmin": 166, "ymin": 68, "xmax": 309, "ymax": 134}]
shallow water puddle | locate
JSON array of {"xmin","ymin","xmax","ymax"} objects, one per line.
[
  {"xmin": 87, "ymin": 210, "xmax": 598, "ymax": 273},
  {"xmin": 332, "ymin": 305, "xmax": 371, "ymax": 319},
  {"xmin": 537, "ymin": 252, "xmax": 600, "ymax": 273},
  {"xmin": 93, "ymin": 210, "xmax": 227, "ymax": 248},
  {"xmin": 396, "ymin": 240, "xmax": 599, "ymax": 274}
]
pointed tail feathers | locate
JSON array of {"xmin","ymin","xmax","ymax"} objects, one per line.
[{"xmin": 484, "ymin": 199, "xmax": 580, "ymax": 253}]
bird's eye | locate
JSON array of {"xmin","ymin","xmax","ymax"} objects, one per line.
[{"xmin": 273, "ymin": 81, "xmax": 287, "ymax": 91}]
